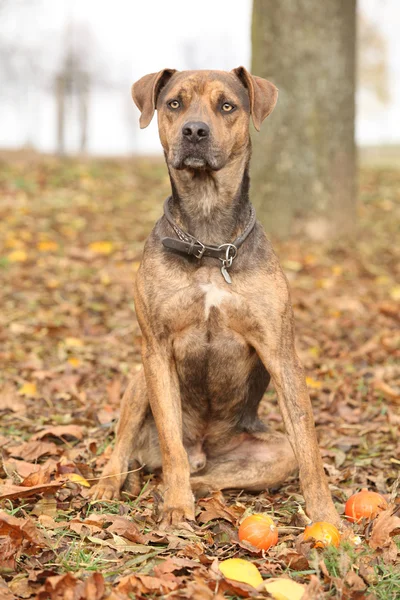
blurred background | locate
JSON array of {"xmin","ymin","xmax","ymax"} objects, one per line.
[
  {"xmin": 0, "ymin": 0, "xmax": 399, "ymax": 155},
  {"xmin": 1, "ymin": 0, "xmax": 399, "ymax": 238}
]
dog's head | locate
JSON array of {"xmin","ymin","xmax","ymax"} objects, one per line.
[{"xmin": 131, "ymin": 68, "xmax": 277, "ymax": 171}]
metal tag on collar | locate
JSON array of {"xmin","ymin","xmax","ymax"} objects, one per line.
[
  {"xmin": 221, "ymin": 263, "xmax": 232, "ymax": 284},
  {"xmin": 219, "ymin": 244, "xmax": 237, "ymax": 284}
]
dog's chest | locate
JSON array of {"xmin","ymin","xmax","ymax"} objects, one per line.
[
  {"xmin": 170, "ymin": 280, "xmax": 256, "ymax": 402},
  {"xmin": 199, "ymin": 282, "xmax": 231, "ymax": 320}
]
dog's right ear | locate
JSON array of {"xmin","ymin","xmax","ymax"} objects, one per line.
[{"xmin": 132, "ymin": 69, "xmax": 177, "ymax": 129}]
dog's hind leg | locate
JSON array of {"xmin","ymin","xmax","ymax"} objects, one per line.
[
  {"xmin": 90, "ymin": 369, "xmax": 148, "ymax": 500},
  {"xmin": 190, "ymin": 430, "xmax": 298, "ymax": 495}
]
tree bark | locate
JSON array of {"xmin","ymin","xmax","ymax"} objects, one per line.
[{"xmin": 251, "ymin": 0, "xmax": 357, "ymax": 239}]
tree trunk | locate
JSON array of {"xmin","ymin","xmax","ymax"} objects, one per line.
[{"xmin": 251, "ymin": 0, "xmax": 357, "ymax": 239}]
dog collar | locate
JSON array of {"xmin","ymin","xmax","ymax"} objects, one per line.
[{"xmin": 161, "ymin": 197, "xmax": 256, "ymax": 284}]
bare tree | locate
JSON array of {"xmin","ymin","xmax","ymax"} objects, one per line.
[{"xmin": 251, "ymin": 0, "xmax": 356, "ymax": 240}]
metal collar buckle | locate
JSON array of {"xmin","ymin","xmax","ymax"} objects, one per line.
[{"xmin": 194, "ymin": 241, "xmax": 205, "ymax": 259}]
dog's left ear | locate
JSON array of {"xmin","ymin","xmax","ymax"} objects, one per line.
[
  {"xmin": 232, "ymin": 66, "xmax": 278, "ymax": 131},
  {"xmin": 132, "ymin": 69, "xmax": 177, "ymax": 128}
]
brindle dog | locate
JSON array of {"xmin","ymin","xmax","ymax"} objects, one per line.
[{"xmin": 91, "ymin": 67, "xmax": 340, "ymax": 529}]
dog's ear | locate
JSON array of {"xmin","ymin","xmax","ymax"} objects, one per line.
[
  {"xmin": 232, "ymin": 66, "xmax": 278, "ymax": 131},
  {"xmin": 132, "ymin": 69, "xmax": 177, "ymax": 128}
]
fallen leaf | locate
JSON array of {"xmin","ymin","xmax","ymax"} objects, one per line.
[
  {"xmin": 36, "ymin": 572, "xmax": 105, "ymax": 600},
  {"xmin": 0, "ymin": 511, "xmax": 49, "ymax": 570},
  {"xmin": 65, "ymin": 473, "xmax": 90, "ymax": 487},
  {"xmin": 264, "ymin": 577, "xmax": 305, "ymax": 600},
  {"xmin": 0, "ymin": 575, "xmax": 17, "ymax": 599},
  {"xmin": 87, "ymin": 535, "xmax": 151, "ymax": 553},
  {"xmin": 0, "ymin": 383, "xmax": 26, "ymax": 413},
  {"xmin": 369, "ymin": 506, "xmax": 400, "ymax": 550},
  {"xmin": 32, "ymin": 425, "xmax": 84, "ymax": 441},
  {"xmin": 89, "ymin": 241, "xmax": 114, "ymax": 255},
  {"xmin": 8, "ymin": 441, "xmax": 60, "ymax": 461},
  {"xmin": 37, "ymin": 240, "xmax": 58, "ymax": 252},
  {"xmin": 18, "ymin": 382, "xmax": 37, "ymax": 398},
  {"xmin": 0, "ymin": 481, "xmax": 63, "ymax": 501},
  {"xmin": 219, "ymin": 558, "xmax": 262, "ymax": 588},
  {"xmin": 7, "ymin": 250, "xmax": 27, "ymax": 263},
  {"xmin": 198, "ymin": 492, "xmax": 245, "ymax": 524}
]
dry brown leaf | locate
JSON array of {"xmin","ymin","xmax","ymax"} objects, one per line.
[
  {"xmin": 32, "ymin": 425, "xmax": 84, "ymax": 441},
  {"xmin": 369, "ymin": 506, "xmax": 400, "ymax": 550},
  {"xmin": 198, "ymin": 492, "xmax": 245, "ymax": 524},
  {"xmin": 105, "ymin": 515, "xmax": 147, "ymax": 543},
  {"xmin": 0, "ymin": 576, "xmax": 17, "ymax": 600},
  {"xmin": 0, "ymin": 511, "xmax": 49, "ymax": 570},
  {"xmin": 8, "ymin": 440, "xmax": 60, "ymax": 461},
  {"xmin": 116, "ymin": 573, "xmax": 180, "ymax": 596},
  {"xmin": 0, "ymin": 383, "xmax": 26, "ymax": 413},
  {"xmin": 0, "ymin": 481, "xmax": 63, "ymax": 501},
  {"xmin": 344, "ymin": 569, "xmax": 367, "ymax": 592},
  {"xmin": 36, "ymin": 572, "xmax": 105, "ymax": 600},
  {"xmin": 21, "ymin": 463, "xmax": 53, "ymax": 487}
]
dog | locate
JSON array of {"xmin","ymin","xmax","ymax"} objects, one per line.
[{"xmin": 90, "ymin": 67, "xmax": 340, "ymax": 529}]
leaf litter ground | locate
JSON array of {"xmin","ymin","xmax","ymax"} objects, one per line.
[{"xmin": 0, "ymin": 152, "xmax": 399, "ymax": 599}]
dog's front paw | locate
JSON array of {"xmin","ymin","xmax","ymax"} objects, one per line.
[
  {"xmin": 89, "ymin": 479, "xmax": 121, "ymax": 501},
  {"xmin": 158, "ymin": 488, "xmax": 195, "ymax": 529},
  {"xmin": 159, "ymin": 504, "xmax": 195, "ymax": 529}
]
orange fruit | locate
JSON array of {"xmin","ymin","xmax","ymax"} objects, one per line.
[
  {"xmin": 345, "ymin": 489, "xmax": 388, "ymax": 523},
  {"xmin": 303, "ymin": 521, "xmax": 341, "ymax": 548},
  {"xmin": 238, "ymin": 514, "xmax": 278, "ymax": 550}
]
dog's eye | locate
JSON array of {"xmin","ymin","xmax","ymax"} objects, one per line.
[
  {"xmin": 168, "ymin": 100, "xmax": 180, "ymax": 109},
  {"xmin": 221, "ymin": 102, "xmax": 234, "ymax": 112}
]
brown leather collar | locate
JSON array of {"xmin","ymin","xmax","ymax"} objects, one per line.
[{"xmin": 161, "ymin": 197, "xmax": 256, "ymax": 284}]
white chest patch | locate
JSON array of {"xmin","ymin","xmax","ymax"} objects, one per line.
[{"xmin": 200, "ymin": 283, "xmax": 230, "ymax": 319}]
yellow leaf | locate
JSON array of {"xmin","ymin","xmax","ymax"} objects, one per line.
[
  {"xmin": 65, "ymin": 337, "xmax": 84, "ymax": 348},
  {"xmin": 219, "ymin": 558, "xmax": 263, "ymax": 588},
  {"xmin": 38, "ymin": 240, "xmax": 58, "ymax": 252},
  {"xmin": 8, "ymin": 250, "xmax": 27, "ymax": 263},
  {"xmin": 305, "ymin": 377, "xmax": 322, "ymax": 389},
  {"xmin": 18, "ymin": 382, "xmax": 37, "ymax": 397},
  {"xmin": 390, "ymin": 286, "xmax": 400, "ymax": 301},
  {"xmin": 65, "ymin": 473, "xmax": 90, "ymax": 488},
  {"xmin": 89, "ymin": 241, "xmax": 114, "ymax": 255},
  {"xmin": 67, "ymin": 357, "xmax": 80, "ymax": 368},
  {"xmin": 100, "ymin": 272, "xmax": 111, "ymax": 285},
  {"xmin": 332, "ymin": 265, "xmax": 343, "ymax": 276},
  {"xmin": 264, "ymin": 578, "xmax": 305, "ymax": 600},
  {"xmin": 46, "ymin": 279, "xmax": 60, "ymax": 289},
  {"xmin": 308, "ymin": 346, "xmax": 320, "ymax": 357}
]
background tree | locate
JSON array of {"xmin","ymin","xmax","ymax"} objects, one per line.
[{"xmin": 251, "ymin": 0, "xmax": 357, "ymax": 239}]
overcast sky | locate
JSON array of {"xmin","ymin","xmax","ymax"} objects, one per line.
[{"xmin": 0, "ymin": 0, "xmax": 399, "ymax": 154}]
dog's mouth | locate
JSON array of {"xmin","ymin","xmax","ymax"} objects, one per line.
[
  {"xmin": 169, "ymin": 143, "xmax": 225, "ymax": 171},
  {"xmin": 182, "ymin": 157, "xmax": 207, "ymax": 169}
]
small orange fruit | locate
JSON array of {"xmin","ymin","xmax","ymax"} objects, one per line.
[
  {"xmin": 238, "ymin": 514, "xmax": 278, "ymax": 550},
  {"xmin": 345, "ymin": 489, "xmax": 388, "ymax": 523},
  {"xmin": 303, "ymin": 522, "xmax": 341, "ymax": 548}
]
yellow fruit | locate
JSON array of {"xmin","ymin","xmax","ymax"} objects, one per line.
[
  {"xmin": 219, "ymin": 558, "xmax": 263, "ymax": 588},
  {"xmin": 304, "ymin": 522, "xmax": 341, "ymax": 548},
  {"xmin": 264, "ymin": 578, "xmax": 305, "ymax": 600},
  {"xmin": 238, "ymin": 513, "xmax": 278, "ymax": 550}
]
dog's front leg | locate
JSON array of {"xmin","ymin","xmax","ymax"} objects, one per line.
[
  {"xmin": 252, "ymin": 304, "xmax": 340, "ymax": 527},
  {"xmin": 142, "ymin": 342, "xmax": 194, "ymax": 528}
]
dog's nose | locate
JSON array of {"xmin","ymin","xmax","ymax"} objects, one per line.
[{"xmin": 182, "ymin": 121, "xmax": 210, "ymax": 143}]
